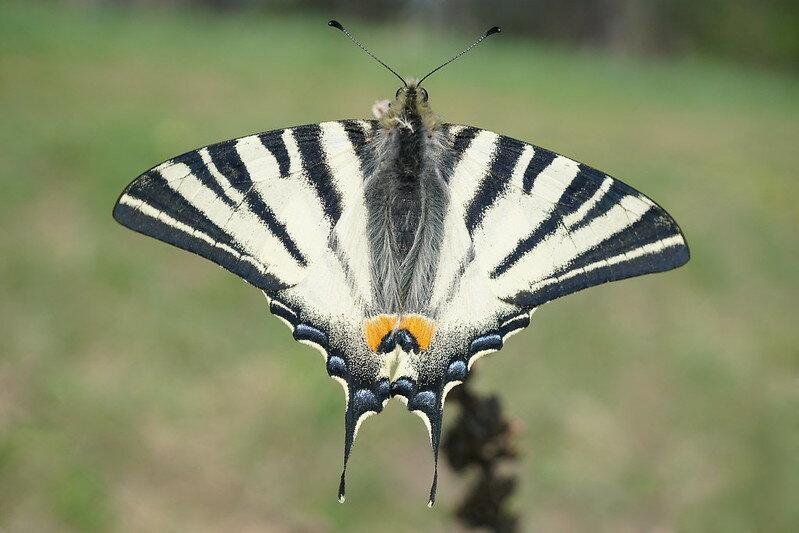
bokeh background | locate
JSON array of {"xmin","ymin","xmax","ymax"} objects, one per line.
[{"xmin": 1, "ymin": 1, "xmax": 797, "ymax": 531}]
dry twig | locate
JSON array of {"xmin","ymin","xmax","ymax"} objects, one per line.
[{"xmin": 443, "ymin": 378, "xmax": 521, "ymax": 532}]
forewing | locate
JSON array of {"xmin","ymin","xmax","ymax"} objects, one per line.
[
  {"xmin": 113, "ymin": 119, "xmax": 388, "ymax": 501},
  {"xmin": 435, "ymin": 125, "xmax": 690, "ymax": 312}
]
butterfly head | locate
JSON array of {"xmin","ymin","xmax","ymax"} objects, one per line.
[
  {"xmin": 380, "ymin": 80, "xmax": 438, "ymax": 130},
  {"xmin": 394, "ymin": 80, "xmax": 428, "ymax": 105}
]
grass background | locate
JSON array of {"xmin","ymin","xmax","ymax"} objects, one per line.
[{"xmin": 1, "ymin": 2, "xmax": 797, "ymax": 531}]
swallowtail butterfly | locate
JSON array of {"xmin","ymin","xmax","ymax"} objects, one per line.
[{"xmin": 113, "ymin": 21, "xmax": 689, "ymax": 506}]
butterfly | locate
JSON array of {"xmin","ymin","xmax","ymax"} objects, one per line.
[{"xmin": 113, "ymin": 21, "xmax": 689, "ymax": 506}]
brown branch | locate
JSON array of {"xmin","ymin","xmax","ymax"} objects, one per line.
[{"xmin": 443, "ymin": 378, "xmax": 522, "ymax": 532}]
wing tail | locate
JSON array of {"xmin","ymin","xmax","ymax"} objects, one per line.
[
  {"xmin": 335, "ymin": 373, "xmax": 390, "ymax": 503},
  {"xmin": 393, "ymin": 354, "xmax": 472, "ymax": 506}
]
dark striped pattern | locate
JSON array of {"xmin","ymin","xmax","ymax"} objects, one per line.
[
  {"xmin": 569, "ymin": 176, "xmax": 637, "ymax": 232},
  {"xmin": 293, "ymin": 123, "xmax": 343, "ymax": 222},
  {"xmin": 490, "ymin": 164, "xmax": 609, "ymax": 278},
  {"xmin": 172, "ymin": 150, "xmax": 236, "ymax": 207},
  {"xmin": 113, "ymin": 120, "xmax": 377, "ymax": 296},
  {"xmin": 206, "ymin": 139, "xmax": 307, "ymax": 265},
  {"xmin": 522, "ymin": 147, "xmax": 558, "ymax": 193},
  {"xmin": 442, "ymin": 125, "xmax": 689, "ymax": 312},
  {"xmin": 441, "ymin": 125, "xmax": 479, "ymax": 184},
  {"xmin": 123, "ymin": 170, "xmax": 235, "ymax": 246},
  {"xmin": 341, "ymin": 119, "xmax": 375, "ymax": 156},
  {"xmin": 265, "ymin": 130, "xmax": 291, "ymax": 177},
  {"xmin": 465, "ymin": 135, "xmax": 525, "ymax": 234}
]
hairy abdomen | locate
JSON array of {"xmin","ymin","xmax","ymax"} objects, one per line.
[{"xmin": 363, "ymin": 122, "xmax": 449, "ymax": 314}]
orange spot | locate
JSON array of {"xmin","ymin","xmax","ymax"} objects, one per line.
[
  {"xmin": 363, "ymin": 314, "xmax": 399, "ymax": 352},
  {"xmin": 400, "ymin": 314, "xmax": 436, "ymax": 351}
]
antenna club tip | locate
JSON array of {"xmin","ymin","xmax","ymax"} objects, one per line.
[
  {"xmin": 328, "ymin": 20, "xmax": 344, "ymax": 30},
  {"xmin": 486, "ymin": 26, "xmax": 501, "ymax": 36}
]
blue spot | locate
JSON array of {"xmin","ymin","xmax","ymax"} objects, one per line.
[
  {"xmin": 376, "ymin": 378, "xmax": 390, "ymax": 401},
  {"xmin": 326, "ymin": 356, "xmax": 346, "ymax": 376},
  {"xmin": 391, "ymin": 377, "xmax": 416, "ymax": 398},
  {"xmin": 410, "ymin": 390, "xmax": 437, "ymax": 412},
  {"xmin": 353, "ymin": 388, "xmax": 379, "ymax": 411},
  {"xmin": 447, "ymin": 360, "xmax": 467, "ymax": 381},
  {"xmin": 294, "ymin": 323, "xmax": 328, "ymax": 346},
  {"xmin": 469, "ymin": 334, "xmax": 503, "ymax": 355}
]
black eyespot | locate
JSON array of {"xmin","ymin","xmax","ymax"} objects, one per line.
[
  {"xmin": 420, "ymin": 88, "xmax": 429, "ymax": 102},
  {"xmin": 395, "ymin": 87, "xmax": 403, "ymax": 98}
]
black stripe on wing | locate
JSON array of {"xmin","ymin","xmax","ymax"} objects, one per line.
[
  {"xmin": 265, "ymin": 130, "xmax": 291, "ymax": 177},
  {"xmin": 113, "ymin": 172, "xmax": 287, "ymax": 293},
  {"xmin": 558, "ymin": 205, "xmax": 687, "ymax": 280},
  {"xmin": 491, "ymin": 163, "xmax": 609, "ymax": 278},
  {"xmin": 172, "ymin": 149, "xmax": 237, "ymax": 207},
  {"xmin": 522, "ymin": 147, "xmax": 558, "ymax": 193},
  {"xmin": 440, "ymin": 125, "xmax": 480, "ymax": 184},
  {"xmin": 465, "ymin": 135, "xmax": 526, "ymax": 234},
  {"xmin": 568, "ymin": 175, "xmax": 638, "ymax": 233},
  {"xmin": 341, "ymin": 119, "xmax": 376, "ymax": 155},
  {"xmin": 511, "ymin": 238, "xmax": 688, "ymax": 310},
  {"xmin": 205, "ymin": 141, "xmax": 307, "ymax": 266},
  {"xmin": 293, "ymin": 124, "xmax": 343, "ymax": 222},
  {"xmin": 120, "ymin": 171, "xmax": 233, "ymax": 243}
]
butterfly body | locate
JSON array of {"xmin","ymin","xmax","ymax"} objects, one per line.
[
  {"xmin": 114, "ymin": 59, "xmax": 688, "ymax": 507},
  {"xmin": 365, "ymin": 82, "xmax": 448, "ymax": 317}
]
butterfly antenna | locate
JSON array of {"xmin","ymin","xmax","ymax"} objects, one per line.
[
  {"xmin": 328, "ymin": 20, "xmax": 407, "ymax": 87},
  {"xmin": 418, "ymin": 26, "xmax": 501, "ymax": 86}
]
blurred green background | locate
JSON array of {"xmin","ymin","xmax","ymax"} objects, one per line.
[{"xmin": 1, "ymin": 1, "xmax": 797, "ymax": 531}]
